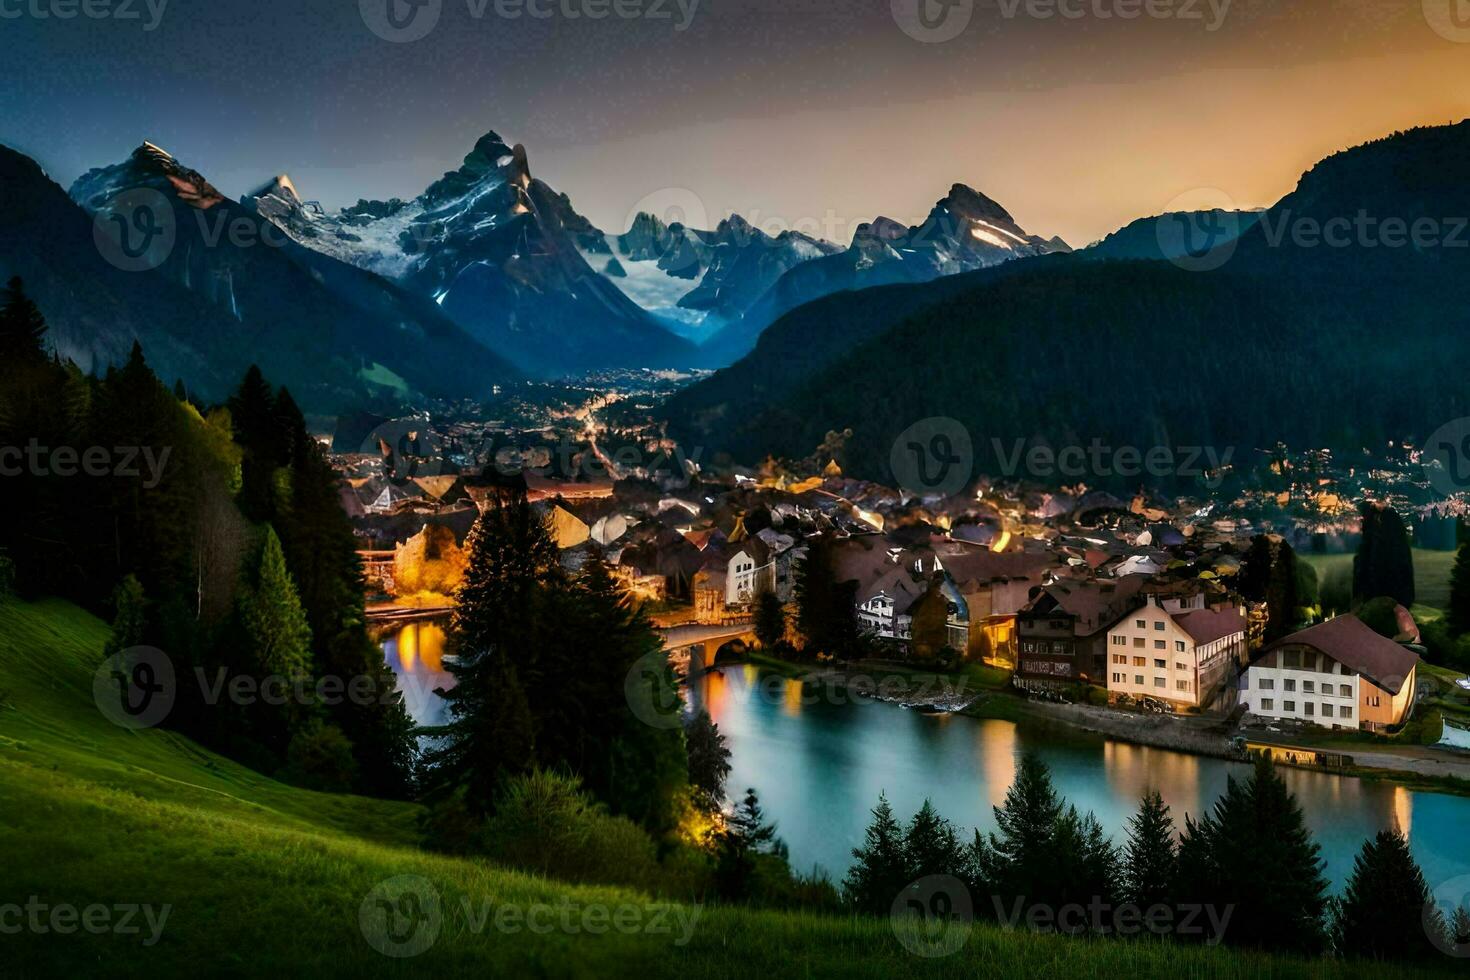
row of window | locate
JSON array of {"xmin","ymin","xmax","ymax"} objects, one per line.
[
  {"xmin": 1256, "ymin": 699, "xmax": 1353, "ymax": 719},
  {"xmin": 1111, "ymin": 635, "xmax": 1189, "ymax": 652},
  {"xmin": 1111, "ymin": 673, "xmax": 1192, "ymax": 693},
  {"xmin": 1113, "ymin": 654, "xmax": 1191, "ymax": 672},
  {"xmin": 1256, "ymin": 677, "xmax": 1352, "ymax": 697}
]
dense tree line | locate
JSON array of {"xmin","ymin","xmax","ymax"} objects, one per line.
[
  {"xmin": 847, "ymin": 753, "xmax": 1454, "ymax": 963},
  {"xmin": 423, "ymin": 493, "xmax": 689, "ymax": 832},
  {"xmin": 0, "ymin": 277, "xmax": 415, "ymax": 796}
]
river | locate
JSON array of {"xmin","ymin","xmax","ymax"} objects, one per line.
[{"xmin": 378, "ymin": 623, "xmax": 1468, "ymax": 892}]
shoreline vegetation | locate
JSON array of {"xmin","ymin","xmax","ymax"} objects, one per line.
[{"xmin": 2, "ymin": 596, "xmax": 1459, "ymax": 977}]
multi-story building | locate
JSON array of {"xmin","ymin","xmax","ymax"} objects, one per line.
[
  {"xmin": 1241, "ymin": 615, "xmax": 1420, "ymax": 732},
  {"xmin": 1016, "ymin": 576, "xmax": 1147, "ymax": 690},
  {"xmin": 1104, "ymin": 597, "xmax": 1247, "ymax": 709}
]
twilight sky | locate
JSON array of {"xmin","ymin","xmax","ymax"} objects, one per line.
[{"xmin": 5, "ymin": 0, "xmax": 1467, "ymax": 246}]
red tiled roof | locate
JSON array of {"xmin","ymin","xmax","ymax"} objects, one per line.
[
  {"xmin": 1174, "ymin": 607, "xmax": 1246, "ymax": 647},
  {"xmin": 1262, "ymin": 615, "xmax": 1420, "ymax": 695}
]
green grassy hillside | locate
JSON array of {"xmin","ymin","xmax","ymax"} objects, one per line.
[{"xmin": 0, "ymin": 598, "xmax": 1450, "ymax": 977}]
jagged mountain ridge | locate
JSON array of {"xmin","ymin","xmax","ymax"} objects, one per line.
[
  {"xmin": 662, "ymin": 121, "xmax": 1470, "ymax": 482},
  {"xmin": 243, "ymin": 132, "xmax": 697, "ymax": 377},
  {"xmin": 0, "ymin": 141, "xmax": 515, "ymax": 413},
  {"xmin": 700, "ymin": 182, "xmax": 1070, "ymax": 364}
]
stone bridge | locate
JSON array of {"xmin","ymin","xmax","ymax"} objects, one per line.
[{"xmin": 656, "ymin": 621, "xmax": 757, "ymax": 672}]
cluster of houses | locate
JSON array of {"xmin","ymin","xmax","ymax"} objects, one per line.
[{"xmin": 334, "ymin": 429, "xmax": 1422, "ymax": 734}]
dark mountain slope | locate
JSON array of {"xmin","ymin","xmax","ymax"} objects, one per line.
[
  {"xmin": 664, "ymin": 122, "xmax": 1470, "ymax": 484},
  {"xmin": 61, "ymin": 143, "xmax": 518, "ymax": 411}
]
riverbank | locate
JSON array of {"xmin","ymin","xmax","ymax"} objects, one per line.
[{"xmin": 726, "ymin": 654, "xmax": 1470, "ymax": 798}]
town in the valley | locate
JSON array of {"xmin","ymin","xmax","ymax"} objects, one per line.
[{"xmin": 332, "ymin": 370, "xmax": 1470, "ymax": 781}]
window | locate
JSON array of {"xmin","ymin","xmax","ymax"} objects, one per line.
[
  {"xmin": 1341, "ymin": 706, "xmax": 1353, "ymax": 719},
  {"xmin": 1112, "ymin": 673, "xmax": 1123, "ymax": 684},
  {"xmin": 1154, "ymin": 659, "xmax": 1166, "ymax": 669},
  {"xmin": 1175, "ymin": 641, "xmax": 1186, "ymax": 652},
  {"xmin": 1284, "ymin": 701, "xmax": 1296, "ymax": 712},
  {"xmin": 1175, "ymin": 663, "xmax": 1188, "ymax": 672},
  {"xmin": 1322, "ymin": 704, "xmax": 1334, "ymax": 718},
  {"xmin": 1135, "ymin": 619, "xmax": 1146, "ymax": 629},
  {"xmin": 1339, "ymin": 684, "xmax": 1352, "ymax": 697},
  {"xmin": 1112, "ymin": 635, "xmax": 1125, "ymax": 646},
  {"xmin": 1113, "ymin": 654, "xmax": 1126, "ymax": 665},
  {"xmin": 1134, "ymin": 675, "xmax": 1144, "ymax": 685},
  {"xmin": 1133, "ymin": 637, "xmax": 1145, "ymax": 648},
  {"xmin": 1154, "ymin": 677, "xmax": 1166, "ymax": 688},
  {"xmin": 1154, "ymin": 621, "xmax": 1165, "ymax": 631},
  {"xmin": 1177, "ymin": 680, "xmax": 1191, "ymax": 692},
  {"xmin": 1303, "ymin": 681, "xmax": 1315, "ymax": 694},
  {"xmin": 1305, "ymin": 703, "xmax": 1315, "ymax": 717},
  {"xmin": 1133, "ymin": 657, "xmax": 1146, "ymax": 667},
  {"xmin": 1262, "ymin": 698, "xmax": 1275, "ymax": 710},
  {"xmin": 1283, "ymin": 651, "xmax": 1301, "ymax": 669},
  {"xmin": 1284, "ymin": 679, "xmax": 1296, "ymax": 693},
  {"xmin": 1259, "ymin": 678, "xmax": 1274, "ymax": 690},
  {"xmin": 1155, "ymin": 640, "xmax": 1166, "ymax": 650}
]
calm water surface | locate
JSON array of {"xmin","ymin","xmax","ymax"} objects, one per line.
[
  {"xmin": 379, "ymin": 625, "xmax": 1468, "ymax": 891},
  {"xmin": 687, "ymin": 665, "xmax": 1470, "ymax": 891}
]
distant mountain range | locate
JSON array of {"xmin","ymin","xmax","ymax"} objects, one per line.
[
  {"xmin": 1, "ymin": 128, "xmax": 1072, "ymax": 408},
  {"xmin": 662, "ymin": 121, "xmax": 1470, "ymax": 485},
  {"xmin": 0, "ymin": 142, "xmax": 519, "ymax": 413}
]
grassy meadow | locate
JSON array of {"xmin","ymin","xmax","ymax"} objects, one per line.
[{"xmin": 0, "ymin": 598, "xmax": 1456, "ymax": 978}]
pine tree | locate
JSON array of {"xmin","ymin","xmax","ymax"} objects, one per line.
[
  {"xmin": 903, "ymin": 799, "xmax": 963, "ymax": 880},
  {"xmin": 754, "ymin": 590, "xmax": 785, "ymax": 650},
  {"xmin": 1122, "ymin": 791, "xmax": 1178, "ymax": 911},
  {"xmin": 1052, "ymin": 806, "xmax": 1121, "ymax": 927},
  {"xmin": 0, "ymin": 277, "xmax": 48, "ymax": 365},
  {"xmin": 685, "ymin": 709, "xmax": 731, "ymax": 810},
  {"xmin": 103, "ymin": 575, "xmax": 148, "ymax": 659},
  {"xmin": 1332, "ymin": 829, "xmax": 1441, "ymax": 962},
  {"xmin": 1176, "ymin": 754, "xmax": 1329, "ymax": 953},
  {"xmin": 716, "ymin": 787, "xmax": 780, "ymax": 902},
  {"xmin": 844, "ymin": 792, "xmax": 911, "ymax": 915},
  {"xmin": 980, "ymin": 753, "xmax": 1065, "ymax": 901},
  {"xmin": 1354, "ymin": 502, "xmax": 1415, "ymax": 608},
  {"xmin": 237, "ymin": 527, "xmax": 313, "ymax": 681},
  {"xmin": 1448, "ymin": 540, "xmax": 1470, "ymax": 636}
]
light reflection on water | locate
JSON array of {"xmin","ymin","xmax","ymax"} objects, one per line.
[
  {"xmin": 377, "ymin": 630, "xmax": 1468, "ymax": 891},
  {"xmin": 685, "ymin": 666, "xmax": 1469, "ymax": 891},
  {"xmin": 378, "ymin": 619, "xmax": 455, "ymax": 730}
]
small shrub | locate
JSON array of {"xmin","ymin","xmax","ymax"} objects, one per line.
[
  {"xmin": 479, "ymin": 770, "xmax": 662, "ymax": 892},
  {"xmin": 279, "ymin": 721, "xmax": 358, "ymax": 793}
]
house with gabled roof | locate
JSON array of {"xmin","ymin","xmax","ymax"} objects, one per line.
[{"xmin": 1242, "ymin": 615, "xmax": 1420, "ymax": 731}]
